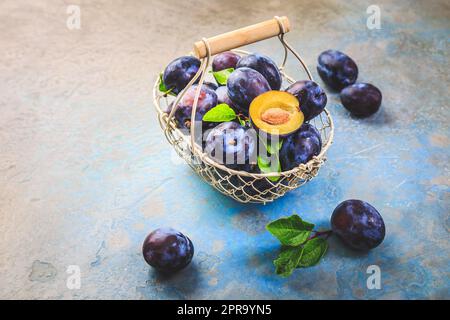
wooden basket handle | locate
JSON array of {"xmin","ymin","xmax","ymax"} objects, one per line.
[{"xmin": 193, "ymin": 16, "xmax": 290, "ymax": 59}]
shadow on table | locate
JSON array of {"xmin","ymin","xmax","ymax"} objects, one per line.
[{"xmin": 140, "ymin": 263, "xmax": 202, "ymax": 299}]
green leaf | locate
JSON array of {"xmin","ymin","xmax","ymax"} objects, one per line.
[
  {"xmin": 266, "ymin": 139, "xmax": 283, "ymax": 155},
  {"xmin": 297, "ymin": 238, "xmax": 328, "ymax": 268},
  {"xmin": 257, "ymin": 155, "xmax": 281, "ymax": 182},
  {"xmin": 158, "ymin": 73, "xmax": 175, "ymax": 96},
  {"xmin": 258, "ymin": 134, "xmax": 283, "ymax": 155},
  {"xmin": 202, "ymin": 104, "xmax": 236, "ymax": 122},
  {"xmin": 274, "ymin": 246, "xmax": 304, "ymax": 277},
  {"xmin": 257, "ymin": 155, "xmax": 270, "ymax": 168},
  {"xmin": 266, "ymin": 214, "xmax": 314, "ymax": 246},
  {"xmin": 211, "ymin": 68, "xmax": 234, "ymax": 86}
]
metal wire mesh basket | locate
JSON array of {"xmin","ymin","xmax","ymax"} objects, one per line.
[{"xmin": 153, "ymin": 16, "xmax": 334, "ymax": 204}]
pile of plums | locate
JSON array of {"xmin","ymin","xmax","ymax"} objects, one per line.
[
  {"xmin": 161, "ymin": 51, "xmax": 328, "ymax": 174},
  {"xmin": 317, "ymin": 49, "xmax": 382, "ymax": 117}
]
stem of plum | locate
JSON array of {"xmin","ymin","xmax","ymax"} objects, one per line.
[{"xmin": 308, "ymin": 230, "xmax": 333, "ymax": 241}]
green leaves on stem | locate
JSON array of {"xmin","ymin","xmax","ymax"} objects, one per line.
[
  {"xmin": 266, "ymin": 214, "xmax": 314, "ymax": 246},
  {"xmin": 297, "ymin": 238, "xmax": 328, "ymax": 268},
  {"xmin": 266, "ymin": 214, "xmax": 330, "ymax": 277}
]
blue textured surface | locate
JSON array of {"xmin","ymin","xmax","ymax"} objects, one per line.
[{"xmin": 0, "ymin": 0, "xmax": 448, "ymax": 299}]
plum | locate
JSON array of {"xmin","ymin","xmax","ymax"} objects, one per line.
[
  {"xmin": 227, "ymin": 67, "xmax": 271, "ymax": 114},
  {"xmin": 142, "ymin": 227, "xmax": 194, "ymax": 273},
  {"xmin": 340, "ymin": 83, "xmax": 382, "ymax": 117},
  {"xmin": 237, "ymin": 54, "xmax": 282, "ymax": 90},
  {"xmin": 212, "ymin": 51, "xmax": 241, "ymax": 72},
  {"xmin": 204, "ymin": 122, "xmax": 256, "ymax": 171},
  {"xmin": 285, "ymin": 80, "xmax": 327, "ymax": 121},
  {"xmin": 203, "ymin": 81, "xmax": 218, "ymax": 91},
  {"xmin": 215, "ymin": 86, "xmax": 235, "ymax": 107},
  {"xmin": 331, "ymin": 200, "xmax": 385, "ymax": 251},
  {"xmin": 279, "ymin": 123, "xmax": 322, "ymax": 170},
  {"xmin": 163, "ymin": 56, "xmax": 201, "ymax": 94},
  {"xmin": 317, "ymin": 50, "xmax": 358, "ymax": 90},
  {"xmin": 173, "ymin": 84, "xmax": 218, "ymax": 130}
]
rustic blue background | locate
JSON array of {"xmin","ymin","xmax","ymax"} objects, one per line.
[{"xmin": 0, "ymin": 0, "xmax": 448, "ymax": 299}]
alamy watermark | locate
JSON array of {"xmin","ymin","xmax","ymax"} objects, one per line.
[
  {"xmin": 366, "ymin": 265, "xmax": 381, "ymax": 290},
  {"xmin": 66, "ymin": 5, "xmax": 81, "ymax": 30},
  {"xmin": 66, "ymin": 265, "xmax": 81, "ymax": 289},
  {"xmin": 366, "ymin": 5, "xmax": 381, "ymax": 30}
]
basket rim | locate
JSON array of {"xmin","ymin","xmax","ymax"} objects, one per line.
[{"xmin": 152, "ymin": 49, "xmax": 334, "ymax": 178}]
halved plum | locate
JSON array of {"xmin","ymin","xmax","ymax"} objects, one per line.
[{"xmin": 249, "ymin": 91, "xmax": 304, "ymax": 138}]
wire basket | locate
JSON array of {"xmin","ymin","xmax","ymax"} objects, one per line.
[{"xmin": 153, "ymin": 16, "xmax": 334, "ymax": 204}]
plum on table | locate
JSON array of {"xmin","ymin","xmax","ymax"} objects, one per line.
[
  {"xmin": 237, "ymin": 53, "xmax": 282, "ymax": 90},
  {"xmin": 163, "ymin": 56, "xmax": 201, "ymax": 94},
  {"xmin": 279, "ymin": 123, "xmax": 322, "ymax": 170},
  {"xmin": 317, "ymin": 50, "xmax": 358, "ymax": 90},
  {"xmin": 331, "ymin": 200, "xmax": 385, "ymax": 251},
  {"xmin": 285, "ymin": 80, "xmax": 327, "ymax": 121},
  {"xmin": 340, "ymin": 83, "xmax": 382, "ymax": 117},
  {"xmin": 142, "ymin": 228, "xmax": 194, "ymax": 273},
  {"xmin": 227, "ymin": 67, "xmax": 271, "ymax": 115}
]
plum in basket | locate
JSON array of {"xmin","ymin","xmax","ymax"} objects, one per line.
[{"xmin": 163, "ymin": 56, "xmax": 201, "ymax": 94}]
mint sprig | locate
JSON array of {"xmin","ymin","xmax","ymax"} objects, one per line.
[
  {"xmin": 297, "ymin": 238, "xmax": 328, "ymax": 268},
  {"xmin": 274, "ymin": 246, "xmax": 303, "ymax": 277},
  {"xmin": 266, "ymin": 214, "xmax": 314, "ymax": 246},
  {"xmin": 211, "ymin": 68, "xmax": 234, "ymax": 86},
  {"xmin": 266, "ymin": 214, "xmax": 330, "ymax": 278}
]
